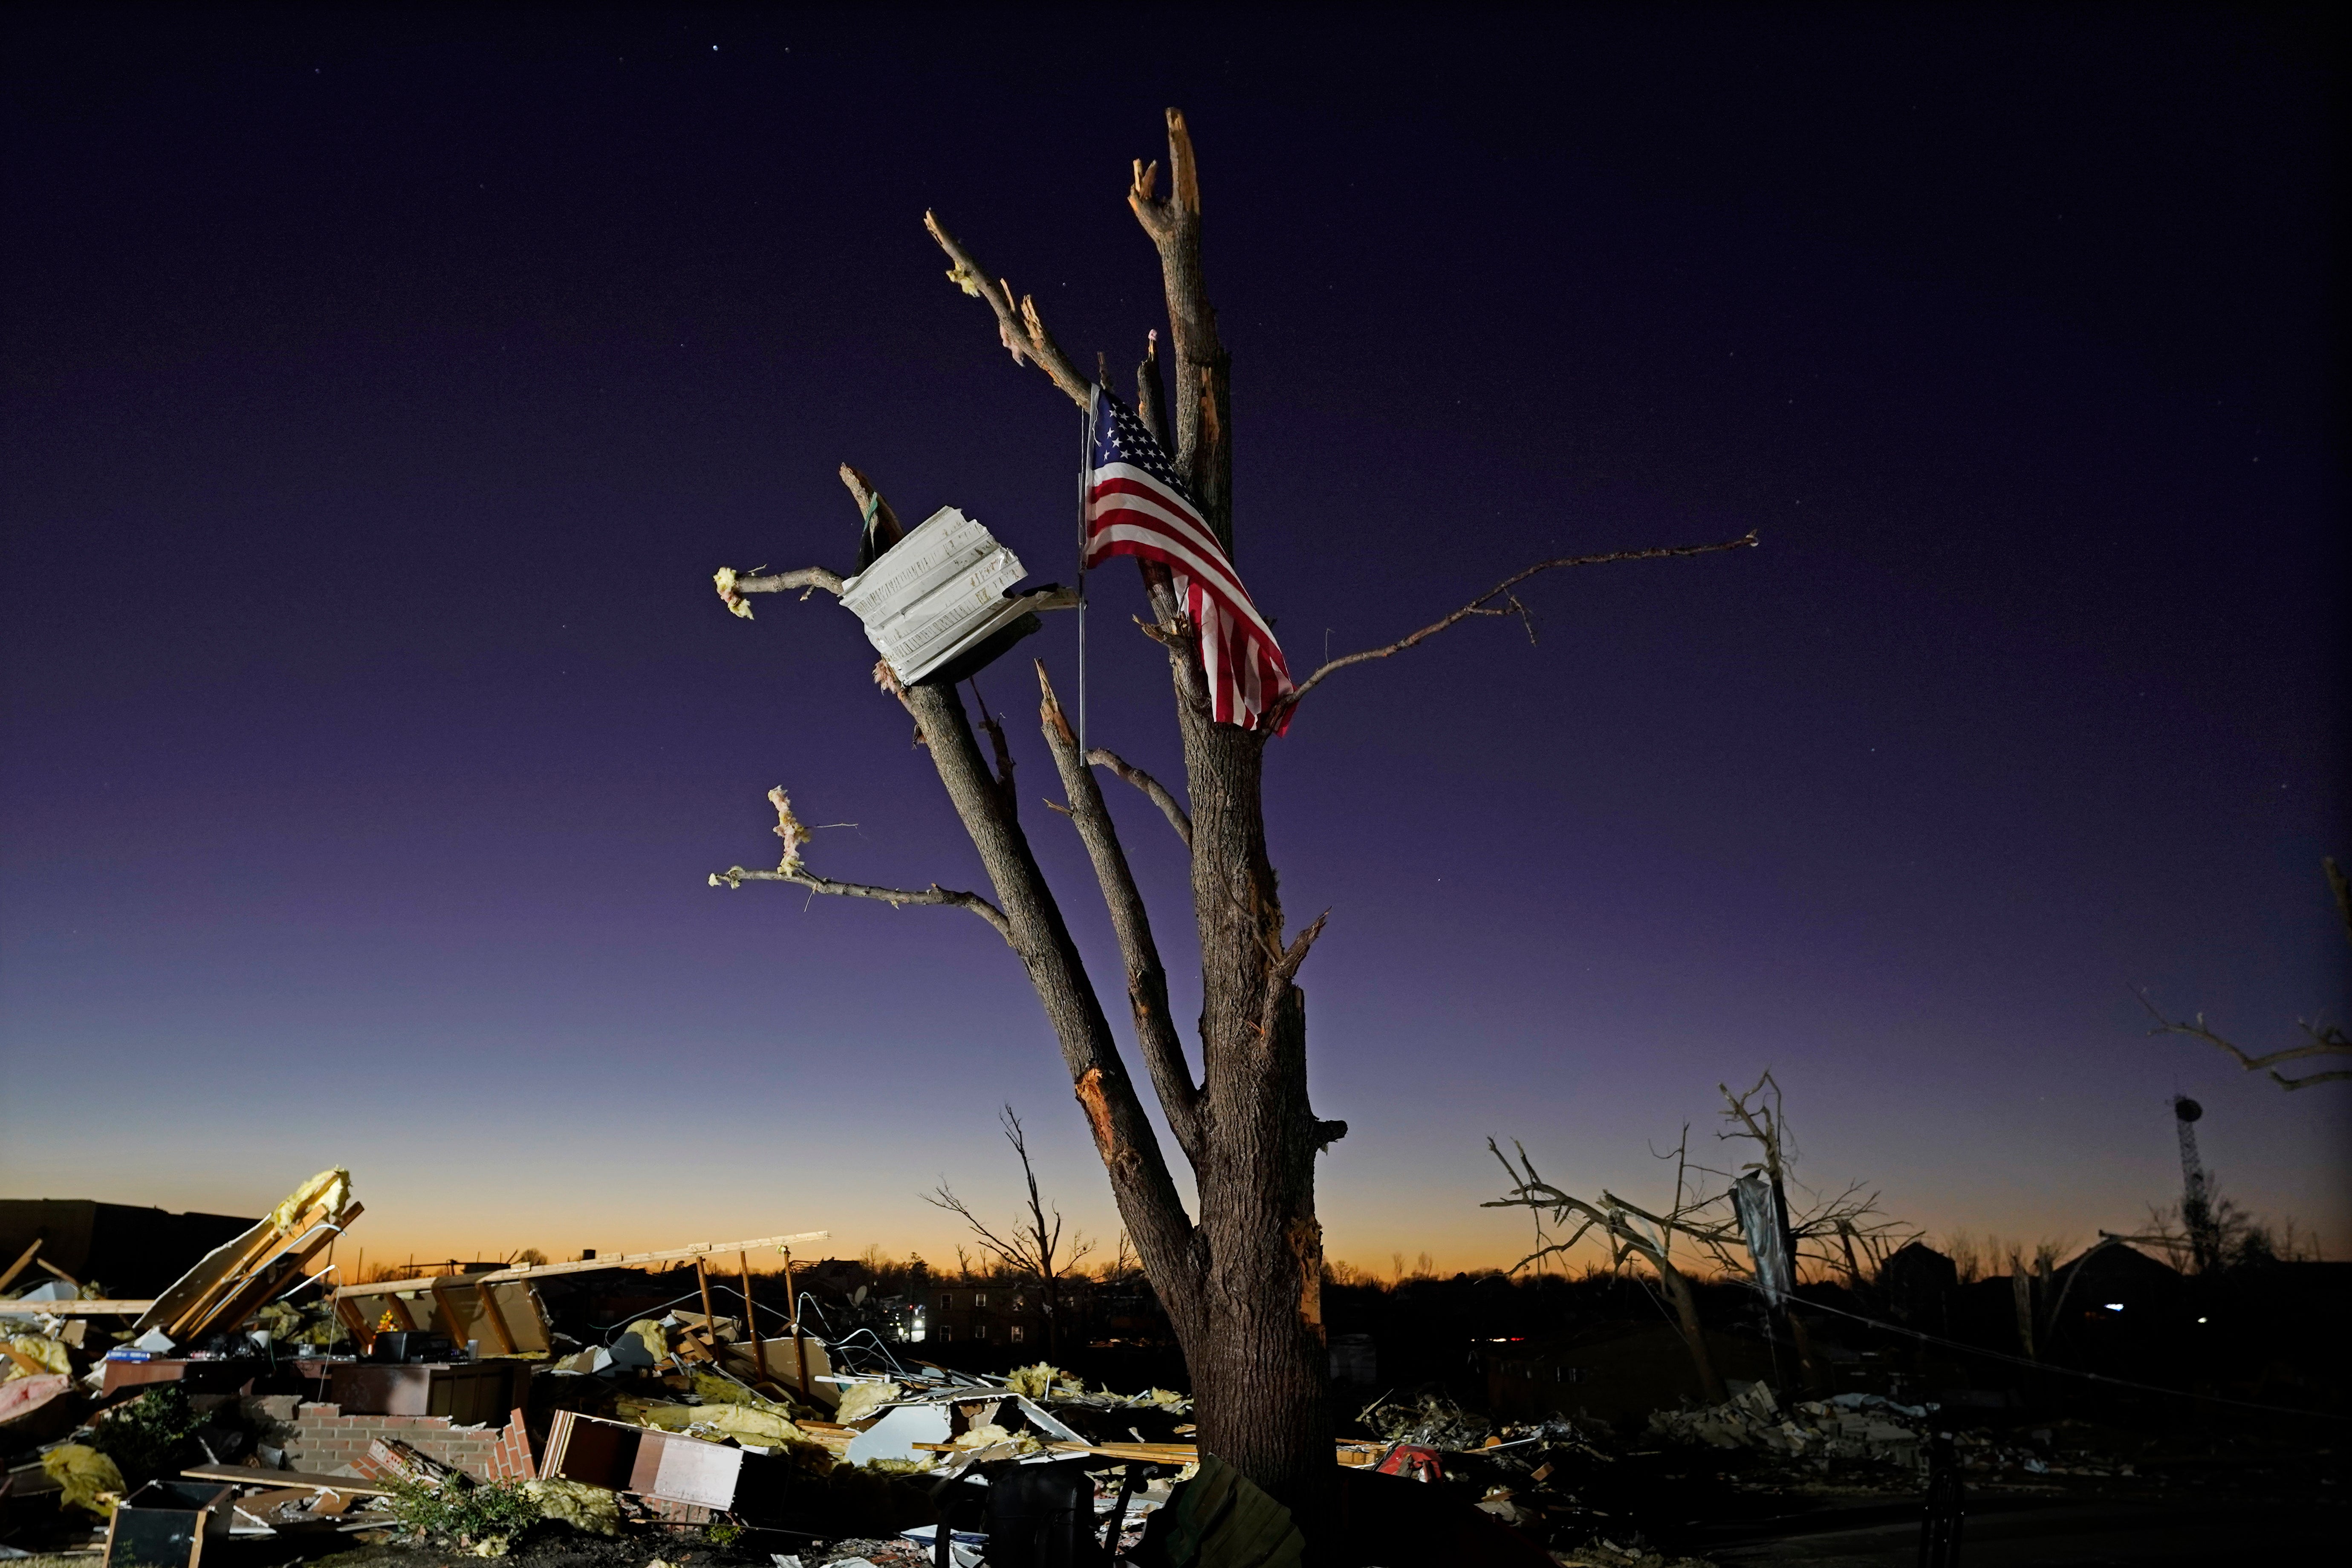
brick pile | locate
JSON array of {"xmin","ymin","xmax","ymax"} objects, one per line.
[{"xmin": 240, "ymin": 1395, "xmax": 537, "ymax": 1481}]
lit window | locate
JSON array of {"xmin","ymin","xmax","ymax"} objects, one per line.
[
  {"xmin": 974, "ymin": 1292, "xmax": 988, "ymax": 1308},
  {"xmin": 1010, "ymin": 1325, "xmax": 1026, "ymax": 1343}
]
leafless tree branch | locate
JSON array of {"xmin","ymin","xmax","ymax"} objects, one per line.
[
  {"xmin": 2139, "ymin": 990, "xmax": 2352, "ymax": 1090},
  {"xmin": 708, "ymin": 786, "xmax": 1011, "ymax": 941},
  {"xmin": 923, "ymin": 212, "xmax": 1090, "ymax": 406},
  {"xmin": 1087, "ymin": 747, "xmax": 1193, "ymax": 851},
  {"xmin": 1038, "ymin": 663, "xmax": 1207, "ymax": 1163},
  {"xmin": 1272, "ymin": 530, "xmax": 1761, "ymax": 724},
  {"xmin": 1483, "ymin": 1137, "xmax": 1726, "ymax": 1401}
]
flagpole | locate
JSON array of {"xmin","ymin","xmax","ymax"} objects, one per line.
[{"xmin": 1078, "ymin": 383, "xmax": 1099, "ymax": 753}]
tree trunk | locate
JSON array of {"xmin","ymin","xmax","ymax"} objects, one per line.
[{"xmin": 712, "ymin": 106, "xmax": 1747, "ymax": 1547}]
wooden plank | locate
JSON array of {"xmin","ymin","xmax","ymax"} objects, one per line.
[
  {"xmin": 159, "ymin": 1219, "xmax": 298, "ymax": 1340},
  {"xmin": 181, "ymin": 1210, "xmax": 360, "ymax": 1343},
  {"xmin": 177, "ymin": 1467, "xmax": 393, "ymax": 1497},
  {"xmin": 332, "ymin": 1232, "xmax": 830, "ymax": 1296},
  {"xmin": 36, "ymin": 1259, "xmax": 85, "ymax": 1290},
  {"xmin": 472, "ymin": 1282, "xmax": 517, "ymax": 1356},
  {"xmin": 0, "ymin": 1298, "xmax": 156, "ymax": 1315},
  {"xmin": 737, "ymin": 1253, "xmax": 765, "ymax": 1380},
  {"xmin": 0, "ymin": 1239, "xmax": 43, "ymax": 1295},
  {"xmin": 427, "ymin": 1280, "xmax": 462, "ymax": 1346},
  {"xmin": 1044, "ymin": 1440, "xmax": 1386, "ymax": 1467},
  {"xmin": 332, "ymin": 1295, "xmax": 375, "ymax": 1354},
  {"xmin": 1045, "ymin": 1441, "xmax": 1198, "ymax": 1462},
  {"xmin": 782, "ymin": 1249, "xmax": 809, "ymax": 1398}
]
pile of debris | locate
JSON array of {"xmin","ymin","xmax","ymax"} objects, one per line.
[
  {"xmin": 1647, "ymin": 1381, "xmax": 1931, "ymax": 1466},
  {"xmin": 0, "ymin": 1168, "xmax": 1282, "ymax": 1568},
  {"xmin": 1642, "ymin": 1380, "xmax": 2133, "ymax": 1486}
]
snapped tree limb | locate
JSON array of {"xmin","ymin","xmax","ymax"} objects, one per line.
[
  {"xmin": 708, "ymin": 786, "xmax": 1011, "ymax": 942},
  {"xmin": 925, "ymin": 212, "xmax": 1090, "ymax": 407}
]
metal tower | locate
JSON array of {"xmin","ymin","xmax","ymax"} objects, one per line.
[{"xmin": 2173, "ymin": 1095, "xmax": 2219, "ymax": 1273}]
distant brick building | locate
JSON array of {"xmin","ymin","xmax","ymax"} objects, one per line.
[{"xmin": 920, "ymin": 1277, "xmax": 1171, "ymax": 1351}]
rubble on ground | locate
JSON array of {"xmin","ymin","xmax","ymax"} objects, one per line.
[{"xmin": 0, "ymin": 1167, "xmax": 1221, "ymax": 1566}]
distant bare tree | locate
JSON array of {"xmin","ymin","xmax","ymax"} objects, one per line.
[
  {"xmin": 2143, "ymin": 857, "xmax": 2352, "ymax": 1090},
  {"xmin": 1705, "ymin": 1072, "xmax": 1918, "ymax": 1287},
  {"xmin": 1488, "ymin": 1075, "xmax": 1916, "ymax": 1401},
  {"xmin": 1485, "ymin": 1128, "xmax": 1728, "ymax": 1403},
  {"xmin": 927, "ymin": 1105, "xmax": 1095, "ymax": 1354}
]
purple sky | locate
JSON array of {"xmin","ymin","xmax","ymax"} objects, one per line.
[{"xmin": 4, "ymin": 8, "xmax": 2343, "ymax": 1274}]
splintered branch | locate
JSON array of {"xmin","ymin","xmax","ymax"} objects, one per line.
[
  {"xmin": 712, "ymin": 565, "xmax": 843, "ymax": 618},
  {"xmin": 708, "ymin": 786, "xmax": 1011, "ymax": 942},
  {"xmin": 1252, "ymin": 911, "xmax": 1330, "ymax": 1046},
  {"xmin": 2139, "ymin": 991, "xmax": 2352, "ymax": 1090},
  {"xmin": 1273, "ymin": 529, "xmax": 1761, "ymax": 722},
  {"xmin": 1127, "ymin": 109, "xmax": 1230, "ymax": 552},
  {"xmin": 710, "ymin": 467, "xmax": 909, "ymax": 620},
  {"xmin": 924, "ymin": 212, "xmax": 1090, "ymax": 406},
  {"xmin": 1087, "ymin": 747, "xmax": 1193, "ymax": 851}
]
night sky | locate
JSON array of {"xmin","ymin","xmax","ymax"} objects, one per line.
[{"xmin": 4, "ymin": 7, "xmax": 2343, "ymax": 1274}]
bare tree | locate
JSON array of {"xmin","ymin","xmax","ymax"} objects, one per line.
[
  {"xmin": 1488, "ymin": 1076, "xmax": 1915, "ymax": 1400},
  {"xmin": 1708, "ymin": 1072, "xmax": 1916, "ymax": 1287},
  {"xmin": 2142, "ymin": 857, "xmax": 2352, "ymax": 1090},
  {"xmin": 926, "ymin": 1106, "xmax": 1095, "ymax": 1355},
  {"xmin": 703, "ymin": 110, "xmax": 1754, "ymax": 1517},
  {"xmin": 1484, "ymin": 1133, "xmax": 1728, "ymax": 1403}
]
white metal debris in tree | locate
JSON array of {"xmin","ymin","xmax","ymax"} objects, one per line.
[{"xmin": 839, "ymin": 506, "xmax": 1061, "ymax": 685}]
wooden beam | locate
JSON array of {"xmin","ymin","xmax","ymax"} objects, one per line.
[
  {"xmin": 472, "ymin": 1282, "xmax": 517, "ymax": 1355},
  {"xmin": 179, "ymin": 1467, "xmax": 393, "ymax": 1496},
  {"xmin": 333, "ymin": 1294, "xmax": 376, "ymax": 1354},
  {"xmin": 428, "ymin": 1280, "xmax": 462, "ymax": 1346},
  {"xmin": 0, "ymin": 1239, "xmax": 43, "ymax": 1295},
  {"xmin": 783, "ymin": 1247, "xmax": 809, "ymax": 1399},
  {"xmin": 738, "ymin": 1252, "xmax": 765, "ymax": 1380},
  {"xmin": 332, "ymin": 1231, "xmax": 829, "ymax": 1297},
  {"xmin": 0, "ymin": 1298, "xmax": 156, "ymax": 1315}
]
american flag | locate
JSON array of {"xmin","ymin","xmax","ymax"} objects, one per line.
[{"xmin": 1084, "ymin": 387, "xmax": 1294, "ymax": 734}]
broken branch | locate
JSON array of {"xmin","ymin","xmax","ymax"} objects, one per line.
[
  {"xmin": 1272, "ymin": 529, "xmax": 1761, "ymax": 722},
  {"xmin": 708, "ymin": 785, "xmax": 1011, "ymax": 940},
  {"xmin": 713, "ymin": 564, "xmax": 843, "ymax": 619},
  {"xmin": 710, "ymin": 863, "xmax": 1011, "ymax": 941},
  {"xmin": 924, "ymin": 211, "xmax": 1090, "ymax": 406}
]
